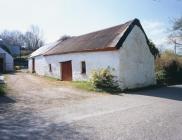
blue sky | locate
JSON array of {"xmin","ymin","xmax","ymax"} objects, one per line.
[{"xmin": 0, "ymin": 0, "xmax": 181, "ymax": 48}]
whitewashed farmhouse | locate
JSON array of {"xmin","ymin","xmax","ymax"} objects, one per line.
[
  {"xmin": 29, "ymin": 19, "xmax": 156, "ymax": 89},
  {"xmin": 0, "ymin": 43, "xmax": 14, "ymax": 72}
]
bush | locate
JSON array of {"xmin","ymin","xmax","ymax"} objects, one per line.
[
  {"xmin": 163, "ymin": 59, "xmax": 182, "ymax": 84},
  {"xmin": 155, "ymin": 70, "xmax": 167, "ymax": 85},
  {"xmin": 148, "ymin": 40, "xmax": 160, "ymax": 59},
  {"xmin": 155, "ymin": 51, "xmax": 182, "ymax": 85},
  {"xmin": 0, "ymin": 84, "xmax": 6, "ymax": 95},
  {"xmin": 90, "ymin": 68, "xmax": 120, "ymax": 92}
]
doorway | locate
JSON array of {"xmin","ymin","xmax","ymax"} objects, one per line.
[
  {"xmin": 0, "ymin": 58, "xmax": 3, "ymax": 73},
  {"xmin": 61, "ymin": 61, "xmax": 72, "ymax": 81},
  {"xmin": 32, "ymin": 58, "xmax": 35, "ymax": 73}
]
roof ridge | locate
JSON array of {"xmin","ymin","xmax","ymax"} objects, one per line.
[
  {"xmin": 44, "ymin": 19, "xmax": 135, "ymax": 53},
  {"xmin": 73, "ymin": 20, "xmax": 134, "ymax": 39},
  {"xmin": 41, "ymin": 18, "xmax": 147, "ymax": 56}
]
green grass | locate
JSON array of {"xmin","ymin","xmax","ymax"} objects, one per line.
[
  {"xmin": 32, "ymin": 74, "xmax": 122, "ymax": 94},
  {"xmin": 71, "ymin": 81, "xmax": 96, "ymax": 91},
  {"xmin": 44, "ymin": 76, "xmax": 60, "ymax": 81},
  {"xmin": 71, "ymin": 81, "xmax": 160, "ymax": 94},
  {"xmin": 0, "ymin": 84, "xmax": 7, "ymax": 96},
  {"xmin": 34, "ymin": 74, "xmax": 159, "ymax": 94},
  {"xmin": 71, "ymin": 81, "xmax": 122, "ymax": 94}
]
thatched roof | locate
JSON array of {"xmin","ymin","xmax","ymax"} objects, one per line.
[{"xmin": 44, "ymin": 18, "xmax": 149, "ymax": 56}]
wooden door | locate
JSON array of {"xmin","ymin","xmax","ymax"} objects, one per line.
[
  {"xmin": 0, "ymin": 58, "xmax": 3, "ymax": 73},
  {"xmin": 32, "ymin": 58, "xmax": 35, "ymax": 73},
  {"xmin": 61, "ymin": 61, "xmax": 72, "ymax": 81}
]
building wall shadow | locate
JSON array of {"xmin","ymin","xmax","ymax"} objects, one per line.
[{"xmin": 127, "ymin": 85, "xmax": 182, "ymax": 101}]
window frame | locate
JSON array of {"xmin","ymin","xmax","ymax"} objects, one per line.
[
  {"xmin": 49, "ymin": 64, "xmax": 52, "ymax": 72},
  {"xmin": 81, "ymin": 61, "xmax": 86, "ymax": 74}
]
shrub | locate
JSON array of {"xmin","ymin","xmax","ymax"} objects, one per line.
[
  {"xmin": 155, "ymin": 51, "xmax": 182, "ymax": 85},
  {"xmin": 90, "ymin": 68, "xmax": 120, "ymax": 92},
  {"xmin": 0, "ymin": 84, "xmax": 6, "ymax": 95},
  {"xmin": 155, "ymin": 70, "xmax": 167, "ymax": 85},
  {"xmin": 148, "ymin": 40, "xmax": 160, "ymax": 59},
  {"xmin": 163, "ymin": 59, "xmax": 182, "ymax": 84}
]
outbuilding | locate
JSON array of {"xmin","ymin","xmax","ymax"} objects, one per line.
[
  {"xmin": 0, "ymin": 43, "xmax": 14, "ymax": 73},
  {"xmin": 29, "ymin": 19, "xmax": 156, "ymax": 89}
]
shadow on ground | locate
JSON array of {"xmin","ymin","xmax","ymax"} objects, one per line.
[
  {"xmin": 0, "ymin": 100, "xmax": 94, "ymax": 140},
  {"xmin": 128, "ymin": 85, "xmax": 182, "ymax": 101},
  {"xmin": 0, "ymin": 96, "xmax": 15, "ymax": 104}
]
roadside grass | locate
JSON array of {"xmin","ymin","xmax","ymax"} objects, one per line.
[
  {"xmin": 71, "ymin": 81, "xmax": 95, "ymax": 91},
  {"xmin": 31, "ymin": 73, "xmax": 162, "ymax": 94},
  {"xmin": 40, "ymin": 76, "xmax": 96, "ymax": 91},
  {"xmin": 70, "ymin": 81, "xmax": 122, "ymax": 94},
  {"xmin": 67, "ymin": 81, "xmax": 162, "ymax": 94},
  {"xmin": 0, "ymin": 84, "xmax": 7, "ymax": 96},
  {"xmin": 35, "ymin": 74, "xmax": 122, "ymax": 94},
  {"xmin": 25, "ymin": 72, "xmax": 162, "ymax": 94},
  {"xmin": 44, "ymin": 76, "xmax": 60, "ymax": 81}
]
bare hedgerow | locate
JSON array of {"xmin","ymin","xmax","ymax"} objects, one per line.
[{"xmin": 155, "ymin": 51, "xmax": 182, "ymax": 84}]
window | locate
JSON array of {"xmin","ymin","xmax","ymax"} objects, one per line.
[
  {"xmin": 49, "ymin": 64, "xmax": 52, "ymax": 72},
  {"xmin": 81, "ymin": 61, "xmax": 86, "ymax": 74}
]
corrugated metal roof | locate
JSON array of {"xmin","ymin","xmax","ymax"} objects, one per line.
[
  {"xmin": 0, "ymin": 43, "xmax": 11, "ymax": 55},
  {"xmin": 29, "ymin": 41, "xmax": 61, "ymax": 58}
]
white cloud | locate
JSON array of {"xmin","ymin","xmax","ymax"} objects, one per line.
[
  {"xmin": 141, "ymin": 20, "xmax": 169, "ymax": 46},
  {"xmin": 141, "ymin": 20, "xmax": 180, "ymax": 53}
]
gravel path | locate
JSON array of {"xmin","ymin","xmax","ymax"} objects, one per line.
[
  {"xmin": 0, "ymin": 72, "xmax": 100, "ymax": 140},
  {"xmin": 0, "ymin": 72, "xmax": 182, "ymax": 140}
]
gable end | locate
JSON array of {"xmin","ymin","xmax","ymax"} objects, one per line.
[{"xmin": 115, "ymin": 19, "xmax": 153, "ymax": 55}]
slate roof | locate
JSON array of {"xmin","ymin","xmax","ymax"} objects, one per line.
[{"xmin": 44, "ymin": 18, "xmax": 149, "ymax": 56}]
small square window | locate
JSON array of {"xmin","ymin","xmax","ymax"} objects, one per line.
[
  {"xmin": 81, "ymin": 61, "xmax": 86, "ymax": 74},
  {"xmin": 49, "ymin": 64, "xmax": 52, "ymax": 72}
]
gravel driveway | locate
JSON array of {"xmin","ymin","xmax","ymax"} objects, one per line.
[{"xmin": 0, "ymin": 72, "xmax": 182, "ymax": 140}]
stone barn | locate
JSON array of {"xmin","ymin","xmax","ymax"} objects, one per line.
[{"xmin": 29, "ymin": 18, "xmax": 156, "ymax": 89}]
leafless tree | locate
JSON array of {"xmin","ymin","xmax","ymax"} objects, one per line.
[
  {"xmin": 168, "ymin": 16, "xmax": 182, "ymax": 54},
  {"xmin": 168, "ymin": 16, "xmax": 182, "ymax": 43},
  {"xmin": 0, "ymin": 30, "xmax": 25, "ymax": 47},
  {"xmin": 172, "ymin": 16, "xmax": 182, "ymax": 41},
  {"xmin": 24, "ymin": 25, "xmax": 44, "ymax": 51}
]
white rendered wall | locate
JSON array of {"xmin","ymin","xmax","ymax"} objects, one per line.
[
  {"xmin": 43, "ymin": 51, "xmax": 120, "ymax": 80},
  {"xmin": 28, "ymin": 58, "xmax": 32, "ymax": 72},
  {"xmin": 28, "ymin": 56, "xmax": 49, "ymax": 76},
  {"xmin": 118, "ymin": 25, "xmax": 156, "ymax": 89},
  {"xmin": 28, "ymin": 25, "xmax": 156, "ymax": 89},
  {"xmin": 0, "ymin": 48, "xmax": 14, "ymax": 71}
]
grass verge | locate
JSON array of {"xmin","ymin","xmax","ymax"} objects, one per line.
[
  {"xmin": 71, "ymin": 81, "xmax": 95, "ymax": 91},
  {"xmin": 71, "ymin": 81, "xmax": 122, "ymax": 94},
  {"xmin": 0, "ymin": 84, "xmax": 7, "ymax": 96},
  {"xmin": 32, "ymin": 74, "xmax": 122, "ymax": 94}
]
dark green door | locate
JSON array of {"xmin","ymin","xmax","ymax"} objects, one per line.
[{"xmin": 0, "ymin": 58, "xmax": 3, "ymax": 73}]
